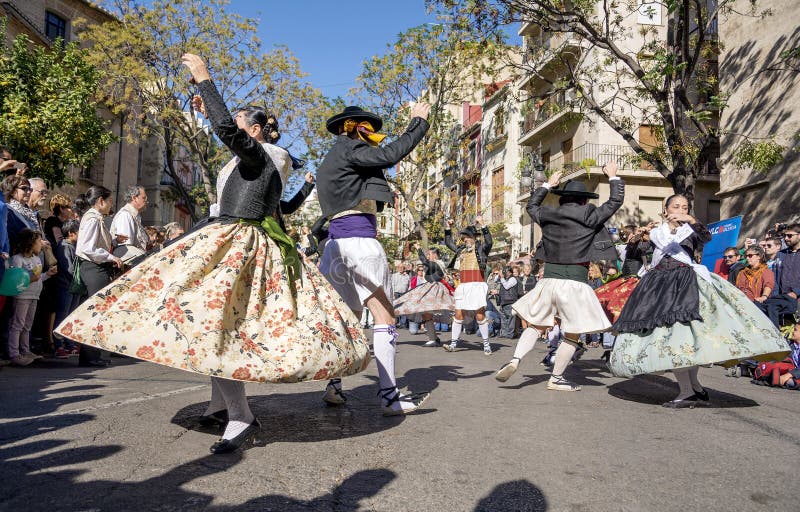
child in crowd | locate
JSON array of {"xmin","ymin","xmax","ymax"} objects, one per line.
[
  {"xmin": 8, "ymin": 229, "xmax": 57, "ymax": 366},
  {"xmin": 53, "ymin": 219, "xmax": 80, "ymax": 358}
]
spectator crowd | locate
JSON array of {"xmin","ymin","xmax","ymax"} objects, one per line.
[{"xmin": 0, "ymin": 146, "xmax": 186, "ymax": 367}]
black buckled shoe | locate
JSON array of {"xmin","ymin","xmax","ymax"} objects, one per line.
[
  {"xmin": 378, "ymin": 387, "xmax": 430, "ymax": 416},
  {"xmin": 210, "ymin": 419, "xmax": 261, "ymax": 454},
  {"xmin": 662, "ymin": 395, "xmax": 702, "ymax": 409}
]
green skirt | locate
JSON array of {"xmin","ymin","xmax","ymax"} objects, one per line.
[{"xmin": 609, "ymin": 273, "xmax": 789, "ymax": 378}]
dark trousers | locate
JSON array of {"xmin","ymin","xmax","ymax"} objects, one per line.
[
  {"xmin": 54, "ymin": 286, "xmax": 80, "ymax": 350},
  {"xmin": 756, "ymin": 294, "xmax": 798, "ymax": 327},
  {"xmin": 394, "ymin": 292, "xmax": 408, "ymax": 328},
  {"xmin": 77, "ymin": 260, "xmax": 114, "ymax": 364},
  {"xmin": 499, "ymin": 304, "xmax": 517, "ymax": 338}
]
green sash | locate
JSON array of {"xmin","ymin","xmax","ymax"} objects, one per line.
[{"xmin": 240, "ymin": 217, "xmax": 302, "ymax": 297}]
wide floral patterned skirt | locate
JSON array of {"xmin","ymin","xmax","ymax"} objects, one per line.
[
  {"xmin": 394, "ymin": 281, "xmax": 454, "ymax": 317},
  {"xmin": 594, "ymin": 276, "xmax": 639, "ymax": 324},
  {"xmin": 609, "ymin": 273, "xmax": 789, "ymax": 378},
  {"xmin": 54, "ymin": 221, "xmax": 370, "ymax": 383}
]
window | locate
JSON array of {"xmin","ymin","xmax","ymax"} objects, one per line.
[
  {"xmin": 638, "ymin": 125, "xmax": 660, "ymax": 170},
  {"xmin": 493, "ymin": 106, "xmax": 506, "ymax": 138},
  {"xmin": 638, "ymin": 196, "xmax": 665, "ymax": 224},
  {"xmin": 45, "ymin": 12, "xmax": 67, "ymax": 41},
  {"xmin": 492, "ymin": 168, "xmax": 505, "ymax": 224}
]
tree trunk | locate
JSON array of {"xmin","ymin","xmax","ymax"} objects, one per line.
[
  {"xmin": 667, "ymin": 163, "xmax": 696, "ymax": 208},
  {"xmin": 163, "ymin": 129, "xmax": 199, "ymax": 223}
]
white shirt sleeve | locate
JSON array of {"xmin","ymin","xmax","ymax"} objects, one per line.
[
  {"xmin": 109, "ymin": 211, "xmax": 136, "ymax": 245},
  {"xmin": 209, "ymin": 203, "xmax": 220, "ymax": 217},
  {"xmin": 500, "ymin": 276, "xmax": 518, "ymax": 289},
  {"xmin": 77, "ymin": 216, "xmax": 115, "ymax": 263}
]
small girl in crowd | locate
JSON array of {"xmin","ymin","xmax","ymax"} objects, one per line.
[
  {"xmin": 53, "ymin": 219, "xmax": 81, "ymax": 358},
  {"xmin": 8, "ymin": 228, "xmax": 57, "ymax": 366}
]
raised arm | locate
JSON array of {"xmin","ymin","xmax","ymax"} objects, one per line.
[
  {"xmin": 349, "ymin": 117, "xmax": 430, "ymax": 169},
  {"xmin": 280, "ymin": 173, "xmax": 315, "ymax": 215},
  {"xmin": 443, "ymin": 218, "xmax": 458, "ymax": 252},
  {"xmin": 526, "ymin": 171, "xmax": 563, "ymax": 224},
  {"xmin": 475, "ymin": 214, "xmax": 492, "ymax": 253},
  {"xmin": 183, "ymin": 54, "xmax": 267, "ymax": 170},
  {"xmin": 584, "ymin": 162, "xmax": 624, "ymax": 227}
]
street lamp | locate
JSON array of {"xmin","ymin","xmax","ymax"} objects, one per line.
[{"xmin": 523, "ymin": 142, "xmax": 546, "ymax": 255}]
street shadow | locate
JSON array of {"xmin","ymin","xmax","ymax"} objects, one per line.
[
  {"xmin": 608, "ymin": 374, "xmax": 759, "ymax": 408},
  {"xmin": 0, "ymin": 360, "xmax": 135, "ymax": 419},
  {"xmin": 498, "ymin": 364, "xmax": 609, "ymax": 390},
  {"xmin": 170, "ymin": 383, "xmax": 409, "ymax": 443},
  {"xmin": 235, "ymin": 468, "xmax": 395, "ymax": 511},
  {"xmin": 3, "ymin": 438, "xmax": 394, "ymax": 512},
  {"xmin": 474, "ymin": 479, "xmax": 548, "ymax": 511},
  {"xmin": 399, "ymin": 364, "xmax": 494, "ymax": 393}
]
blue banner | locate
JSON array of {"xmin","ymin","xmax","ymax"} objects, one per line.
[{"xmin": 701, "ymin": 216, "xmax": 742, "ymax": 271}]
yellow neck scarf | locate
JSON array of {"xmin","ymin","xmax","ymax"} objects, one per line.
[{"xmin": 342, "ymin": 119, "xmax": 386, "ymax": 146}]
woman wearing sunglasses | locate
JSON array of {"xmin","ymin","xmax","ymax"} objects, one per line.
[{"xmin": 735, "ymin": 246, "xmax": 775, "ymax": 306}]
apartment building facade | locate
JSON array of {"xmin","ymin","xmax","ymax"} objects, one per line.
[
  {"xmin": 717, "ymin": 0, "xmax": 800, "ymax": 237},
  {"xmin": 515, "ymin": 2, "xmax": 722, "ymax": 254},
  {"xmin": 1, "ymin": 0, "xmax": 199, "ymax": 228}
]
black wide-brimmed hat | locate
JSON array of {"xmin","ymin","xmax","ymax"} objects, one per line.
[
  {"xmin": 550, "ymin": 180, "xmax": 599, "ymax": 199},
  {"xmin": 460, "ymin": 226, "xmax": 479, "ymax": 238},
  {"xmin": 326, "ymin": 106, "xmax": 383, "ymax": 134}
]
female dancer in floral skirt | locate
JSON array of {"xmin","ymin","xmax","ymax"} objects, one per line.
[
  {"xmin": 609, "ymin": 195, "xmax": 788, "ymax": 407},
  {"xmin": 55, "ymin": 54, "xmax": 370, "ymax": 453}
]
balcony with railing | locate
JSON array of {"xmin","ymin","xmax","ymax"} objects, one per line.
[
  {"xmin": 519, "ymin": 90, "xmax": 580, "ymax": 145},
  {"xmin": 517, "ymin": 142, "xmax": 721, "ymax": 201}
]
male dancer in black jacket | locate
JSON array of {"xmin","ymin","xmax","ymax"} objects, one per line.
[
  {"xmin": 317, "ymin": 104, "xmax": 431, "ymax": 415},
  {"xmin": 495, "ymin": 162, "xmax": 624, "ymax": 390},
  {"xmin": 443, "ymin": 215, "xmax": 494, "ymax": 354}
]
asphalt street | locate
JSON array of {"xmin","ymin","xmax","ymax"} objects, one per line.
[{"xmin": 1, "ymin": 331, "xmax": 798, "ymax": 512}]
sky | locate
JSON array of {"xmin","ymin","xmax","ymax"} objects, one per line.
[{"xmin": 227, "ymin": 1, "xmax": 439, "ymax": 100}]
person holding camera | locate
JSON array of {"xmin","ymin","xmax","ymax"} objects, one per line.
[{"xmin": 443, "ymin": 215, "xmax": 494, "ymax": 355}]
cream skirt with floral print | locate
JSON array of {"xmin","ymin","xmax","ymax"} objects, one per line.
[{"xmin": 55, "ymin": 221, "xmax": 370, "ymax": 383}]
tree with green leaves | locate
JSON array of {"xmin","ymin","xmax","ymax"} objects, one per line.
[
  {"xmin": 431, "ymin": 0, "xmax": 789, "ymax": 204},
  {"xmin": 353, "ymin": 21, "xmax": 502, "ymax": 249},
  {"xmin": 0, "ymin": 20, "xmax": 115, "ymax": 185},
  {"xmin": 79, "ymin": 0, "xmax": 328, "ymax": 221}
]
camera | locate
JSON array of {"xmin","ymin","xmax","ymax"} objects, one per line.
[{"xmin": 777, "ymin": 223, "xmax": 787, "ymax": 231}]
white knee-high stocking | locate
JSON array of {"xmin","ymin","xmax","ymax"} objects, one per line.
[
  {"xmin": 550, "ymin": 340, "xmax": 577, "ymax": 379},
  {"xmin": 450, "ymin": 319, "xmax": 463, "ymax": 346},
  {"xmin": 513, "ymin": 328, "xmax": 541, "ymax": 361},
  {"xmin": 477, "ymin": 318, "xmax": 490, "ymax": 342},
  {"xmin": 373, "ymin": 324, "xmax": 397, "ymax": 390},
  {"xmin": 214, "ymin": 377, "xmax": 255, "ymax": 440}
]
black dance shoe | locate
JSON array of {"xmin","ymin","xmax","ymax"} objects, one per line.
[
  {"xmin": 662, "ymin": 395, "xmax": 703, "ymax": 409},
  {"xmin": 210, "ymin": 419, "xmax": 261, "ymax": 454},
  {"xmin": 197, "ymin": 410, "xmax": 228, "ymax": 428},
  {"xmin": 693, "ymin": 388, "xmax": 709, "ymax": 401}
]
